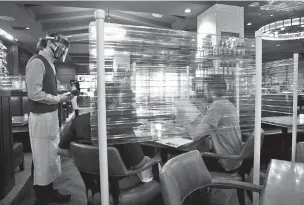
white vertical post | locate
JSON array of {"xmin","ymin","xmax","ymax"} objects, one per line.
[
  {"xmin": 292, "ymin": 53, "xmax": 299, "ymax": 162},
  {"xmin": 132, "ymin": 62, "xmax": 136, "ymax": 91},
  {"xmin": 95, "ymin": 10, "xmax": 109, "ymax": 205},
  {"xmin": 253, "ymin": 30, "xmax": 262, "ymax": 205},
  {"xmin": 186, "ymin": 66, "xmax": 190, "ymax": 98},
  {"xmin": 236, "ymin": 62, "xmax": 240, "ymax": 118}
]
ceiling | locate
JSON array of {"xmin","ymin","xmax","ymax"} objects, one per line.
[{"xmin": 0, "ymin": 1, "xmax": 303, "ymax": 66}]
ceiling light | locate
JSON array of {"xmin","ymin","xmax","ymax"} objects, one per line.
[
  {"xmin": 270, "ymin": 14, "xmax": 274, "ymax": 17},
  {"xmin": 26, "ymin": 27, "xmax": 29, "ymax": 30},
  {"xmin": 261, "ymin": 16, "xmax": 304, "ymax": 40},
  {"xmin": 15, "ymin": 38, "xmax": 18, "ymax": 41},
  {"xmin": 152, "ymin": 13, "xmax": 162, "ymax": 18},
  {"xmin": 185, "ymin": 8, "xmax": 191, "ymax": 13},
  {"xmin": 0, "ymin": 28, "xmax": 14, "ymax": 41},
  {"xmin": 247, "ymin": 22, "xmax": 252, "ymax": 26},
  {"xmin": 276, "ymin": 44, "xmax": 280, "ymax": 46},
  {"xmin": 248, "ymin": 2, "xmax": 260, "ymax": 7},
  {"xmin": 0, "ymin": 16, "xmax": 15, "ymax": 22}
]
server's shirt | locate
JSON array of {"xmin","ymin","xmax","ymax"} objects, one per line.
[{"xmin": 25, "ymin": 50, "xmax": 60, "ymax": 105}]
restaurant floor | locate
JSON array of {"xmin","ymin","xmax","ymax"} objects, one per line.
[{"xmin": 20, "ymin": 156, "xmax": 252, "ymax": 205}]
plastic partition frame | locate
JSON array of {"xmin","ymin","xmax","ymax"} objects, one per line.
[
  {"xmin": 253, "ymin": 30, "xmax": 262, "ymax": 205},
  {"xmin": 95, "ymin": 9, "xmax": 110, "ymax": 205},
  {"xmin": 292, "ymin": 53, "xmax": 299, "ymax": 162}
]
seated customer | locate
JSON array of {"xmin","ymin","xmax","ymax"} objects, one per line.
[
  {"xmin": 183, "ymin": 75, "xmax": 242, "ymax": 172},
  {"xmin": 57, "ymin": 81, "xmax": 153, "ymax": 184}
]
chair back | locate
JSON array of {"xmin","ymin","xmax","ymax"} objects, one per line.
[
  {"xmin": 240, "ymin": 129, "xmax": 264, "ymax": 159},
  {"xmin": 160, "ymin": 150, "xmax": 212, "ymax": 205},
  {"xmin": 70, "ymin": 142, "xmax": 99, "ymax": 175},
  {"xmin": 296, "ymin": 142, "xmax": 304, "ymax": 163},
  {"xmin": 107, "ymin": 147, "xmax": 128, "ymax": 176}
]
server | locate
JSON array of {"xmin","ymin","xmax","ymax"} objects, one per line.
[{"xmin": 25, "ymin": 33, "xmax": 71, "ymax": 205}]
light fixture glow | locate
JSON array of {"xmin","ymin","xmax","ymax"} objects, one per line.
[
  {"xmin": 15, "ymin": 38, "xmax": 18, "ymax": 41},
  {"xmin": 0, "ymin": 28, "xmax": 14, "ymax": 41},
  {"xmin": 0, "ymin": 16, "xmax": 15, "ymax": 22},
  {"xmin": 185, "ymin": 8, "xmax": 191, "ymax": 13},
  {"xmin": 26, "ymin": 27, "xmax": 29, "ymax": 30},
  {"xmin": 260, "ymin": 16, "xmax": 304, "ymax": 40},
  {"xmin": 247, "ymin": 22, "xmax": 252, "ymax": 26},
  {"xmin": 276, "ymin": 44, "xmax": 280, "ymax": 46},
  {"xmin": 152, "ymin": 13, "xmax": 163, "ymax": 18},
  {"xmin": 270, "ymin": 14, "xmax": 274, "ymax": 17}
]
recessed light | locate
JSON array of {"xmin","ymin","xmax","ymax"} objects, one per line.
[
  {"xmin": 252, "ymin": 45, "xmax": 255, "ymax": 47},
  {"xmin": 270, "ymin": 14, "xmax": 274, "ymax": 17},
  {"xmin": 185, "ymin": 8, "xmax": 192, "ymax": 13},
  {"xmin": 0, "ymin": 16, "xmax": 15, "ymax": 22},
  {"xmin": 247, "ymin": 22, "xmax": 252, "ymax": 26},
  {"xmin": 26, "ymin": 27, "xmax": 29, "ymax": 30},
  {"xmin": 152, "ymin": 13, "xmax": 163, "ymax": 18},
  {"xmin": 276, "ymin": 44, "xmax": 280, "ymax": 46},
  {"xmin": 248, "ymin": 2, "xmax": 260, "ymax": 7}
]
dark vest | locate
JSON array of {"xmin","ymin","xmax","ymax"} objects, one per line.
[{"xmin": 28, "ymin": 54, "xmax": 58, "ymax": 114}]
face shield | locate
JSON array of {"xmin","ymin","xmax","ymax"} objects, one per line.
[{"xmin": 46, "ymin": 35, "xmax": 70, "ymax": 62}]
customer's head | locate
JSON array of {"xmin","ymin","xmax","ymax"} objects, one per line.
[
  {"xmin": 204, "ymin": 74, "xmax": 227, "ymax": 100},
  {"xmin": 37, "ymin": 33, "xmax": 70, "ymax": 62}
]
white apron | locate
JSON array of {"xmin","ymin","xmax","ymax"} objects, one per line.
[{"xmin": 29, "ymin": 110, "xmax": 61, "ymax": 186}]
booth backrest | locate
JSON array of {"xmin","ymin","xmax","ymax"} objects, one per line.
[
  {"xmin": 10, "ymin": 96, "xmax": 29, "ymax": 116},
  {"xmin": 10, "ymin": 96, "xmax": 22, "ymax": 116},
  {"xmin": 22, "ymin": 96, "xmax": 29, "ymax": 115}
]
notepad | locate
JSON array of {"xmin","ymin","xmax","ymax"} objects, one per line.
[{"xmin": 157, "ymin": 137, "xmax": 193, "ymax": 148}]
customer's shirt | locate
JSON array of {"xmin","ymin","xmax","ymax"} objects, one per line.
[{"xmin": 200, "ymin": 99, "xmax": 242, "ymax": 171}]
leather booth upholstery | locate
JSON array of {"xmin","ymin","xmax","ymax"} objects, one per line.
[
  {"xmin": 12, "ymin": 142, "xmax": 24, "ymax": 171},
  {"xmin": 70, "ymin": 142, "xmax": 161, "ymax": 205},
  {"xmin": 160, "ymin": 150, "xmax": 262, "ymax": 205},
  {"xmin": 10, "ymin": 96, "xmax": 22, "ymax": 116},
  {"xmin": 10, "ymin": 96, "xmax": 29, "ymax": 116}
]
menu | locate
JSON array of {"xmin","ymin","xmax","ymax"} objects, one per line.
[{"xmin": 157, "ymin": 137, "xmax": 193, "ymax": 148}]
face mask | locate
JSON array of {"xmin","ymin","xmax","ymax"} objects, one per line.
[
  {"xmin": 46, "ymin": 35, "xmax": 70, "ymax": 62},
  {"xmin": 50, "ymin": 43, "xmax": 67, "ymax": 60}
]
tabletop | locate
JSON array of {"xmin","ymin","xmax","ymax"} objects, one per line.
[
  {"xmin": 259, "ymin": 159, "xmax": 304, "ymax": 205},
  {"xmin": 262, "ymin": 116, "xmax": 304, "ymax": 128}
]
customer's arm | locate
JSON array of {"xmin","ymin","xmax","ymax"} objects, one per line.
[
  {"xmin": 184, "ymin": 103, "xmax": 221, "ymax": 140},
  {"xmin": 26, "ymin": 59, "xmax": 60, "ymax": 105}
]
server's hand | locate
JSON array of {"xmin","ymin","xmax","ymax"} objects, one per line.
[{"xmin": 60, "ymin": 92, "xmax": 71, "ymax": 102}]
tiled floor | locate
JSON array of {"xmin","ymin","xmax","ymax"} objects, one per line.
[{"xmin": 20, "ymin": 155, "xmax": 252, "ymax": 205}]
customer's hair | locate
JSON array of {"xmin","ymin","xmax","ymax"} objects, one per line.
[
  {"xmin": 204, "ymin": 74, "xmax": 227, "ymax": 97},
  {"xmin": 70, "ymin": 80, "xmax": 80, "ymax": 92}
]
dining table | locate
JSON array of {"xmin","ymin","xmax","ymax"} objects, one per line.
[
  {"xmin": 107, "ymin": 121, "xmax": 210, "ymax": 162},
  {"xmin": 262, "ymin": 115, "xmax": 304, "ymax": 159},
  {"xmin": 259, "ymin": 159, "xmax": 304, "ymax": 205}
]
